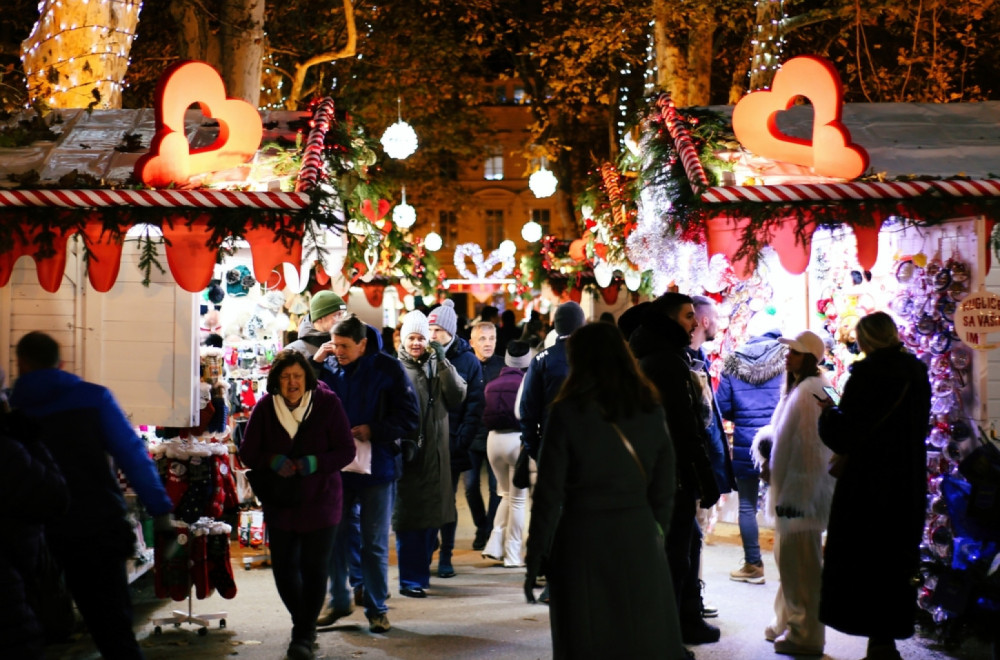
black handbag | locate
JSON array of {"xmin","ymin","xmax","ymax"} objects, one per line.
[{"xmin": 512, "ymin": 445, "xmax": 531, "ymax": 489}]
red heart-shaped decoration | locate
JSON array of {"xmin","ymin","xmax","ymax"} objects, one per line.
[
  {"xmin": 732, "ymin": 56, "xmax": 868, "ymax": 179},
  {"xmin": 361, "ymin": 198, "xmax": 392, "ymax": 223},
  {"xmin": 136, "ymin": 61, "xmax": 263, "ymax": 187}
]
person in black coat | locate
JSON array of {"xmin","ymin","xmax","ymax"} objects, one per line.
[
  {"xmin": 468, "ymin": 321, "xmax": 505, "ymax": 550},
  {"xmin": 818, "ymin": 312, "xmax": 931, "ymax": 660},
  {"xmin": 629, "ymin": 293, "xmax": 722, "ymax": 645},
  {"xmin": 524, "ymin": 322, "xmax": 688, "ymax": 660},
  {"xmin": 0, "ymin": 409, "xmax": 70, "ymax": 658}
]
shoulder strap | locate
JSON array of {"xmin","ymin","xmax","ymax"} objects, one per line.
[{"xmin": 611, "ymin": 422, "xmax": 647, "ymax": 484}]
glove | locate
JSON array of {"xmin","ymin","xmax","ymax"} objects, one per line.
[
  {"xmin": 429, "ymin": 340, "xmax": 447, "ymax": 362},
  {"xmin": 295, "ymin": 455, "xmax": 318, "ymax": 476},
  {"xmin": 270, "ymin": 454, "xmax": 296, "ymax": 477}
]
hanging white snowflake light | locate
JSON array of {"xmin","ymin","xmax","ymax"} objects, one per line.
[
  {"xmin": 392, "ymin": 186, "xmax": 416, "ymax": 229},
  {"xmin": 380, "ymin": 98, "xmax": 418, "ymax": 160},
  {"xmin": 521, "ymin": 220, "xmax": 543, "ymax": 243},
  {"xmin": 424, "ymin": 232, "xmax": 442, "ymax": 252},
  {"xmin": 528, "ymin": 166, "xmax": 558, "ymax": 198}
]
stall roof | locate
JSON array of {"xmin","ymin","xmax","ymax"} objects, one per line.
[{"xmin": 707, "ymin": 101, "xmax": 1000, "ymax": 180}]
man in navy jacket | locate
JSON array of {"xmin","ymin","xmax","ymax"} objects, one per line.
[{"xmin": 318, "ymin": 316, "xmax": 420, "ymax": 633}]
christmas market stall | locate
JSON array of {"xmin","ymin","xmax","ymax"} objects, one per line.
[
  {"xmin": 0, "ymin": 61, "xmax": 438, "ymax": 631},
  {"xmin": 610, "ymin": 55, "xmax": 1000, "ymax": 646}
]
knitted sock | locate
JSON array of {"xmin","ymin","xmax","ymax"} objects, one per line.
[
  {"xmin": 190, "ymin": 527, "xmax": 212, "ymax": 599},
  {"xmin": 164, "ymin": 455, "xmax": 189, "ymax": 507},
  {"xmin": 207, "ymin": 524, "xmax": 237, "ymax": 599},
  {"xmin": 154, "ymin": 525, "xmax": 192, "ymax": 601}
]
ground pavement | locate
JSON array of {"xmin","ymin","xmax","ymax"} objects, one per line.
[{"xmin": 47, "ymin": 503, "xmax": 991, "ymax": 660}]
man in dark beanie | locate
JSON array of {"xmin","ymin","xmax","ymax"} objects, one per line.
[{"xmin": 629, "ymin": 292, "xmax": 722, "ymax": 646}]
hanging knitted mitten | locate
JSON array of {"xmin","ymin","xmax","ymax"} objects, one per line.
[{"xmin": 207, "ymin": 522, "xmax": 237, "ymax": 599}]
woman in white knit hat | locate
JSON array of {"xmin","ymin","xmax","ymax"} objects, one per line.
[{"xmin": 393, "ymin": 311, "xmax": 467, "ymax": 598}]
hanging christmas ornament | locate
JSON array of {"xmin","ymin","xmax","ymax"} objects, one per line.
[
  {"xmin": 592, "ymin": 259, "xmax": 614, "ymax": 288},
  {"xmin": 498, "ymin": 240, "xmax": 517, "ymax": 258},
  {"xmin": 528, "ymin": 163, "xmax": 558, "ymax": 198},
  {"xmin": 380, "ymin": 97, "xmax": 418, "ymax": 160},
  {"xmin": 624, "ymin": 268, "xmax": 643, "ymax": 291},
  {"xmin": 521, "ymin": 220, "xmax": 543, "ymax": 243},
  {"xmin": 393, "ymin": 186, "xmax": 416, "ymax": 229},
  {"xmin": 424, "ymin": 232, "xmax": 443, "ymax": 252}
]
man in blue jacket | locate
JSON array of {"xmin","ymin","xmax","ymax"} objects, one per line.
[
  {"xmin": 11, "ymin": 331, "xmax": 174, "ymax": 659},
  {"xmin": 427, "ymin": 299, "xmax": 482, "ymax": 578},
  {"xmin": 317, "ymin": 316, "xmax": 420, "ymax": 633}
]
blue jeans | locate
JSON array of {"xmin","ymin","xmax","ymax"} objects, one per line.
[
  {"xmin": 269, "ymin": 525, "xmax": 336, "ymax": 644},
  {"xmin": 396, "ymin": 528, "xmax": 439, "ymax": 590},
  {"xmin": 329, "ymin": 481, "xmax": 393, "ymax": 617},
  {"xmin": 736, "ymin": 475, "xmax": 762, "ymax": 565},
  {"xmin": 344, "ymin": 501, "xmax": 363, "ymax": 588}
]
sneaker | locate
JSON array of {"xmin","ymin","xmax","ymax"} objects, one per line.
[
  {"xmin": 316, "ymin": 601, "xmax": 354, "ymax": 626},
  {"xmin": 437, "ymin": 561, "xmax": 456, "ymax": 578},
  {"xmin": 701, "ymin": 602, "xmax": 719, "ymax": 618},
  {"xmin": 773, "ymin": 633, "xmax": 823, "ymax": 656},
  {"xmin": 681, "ymin": 618, "xmax": 721, "ymax": 645},
  {"xmin": 730, "ymin": 561, "xmax": 765, "ymax": 584},
  {"xmin": 368, "ymin": 612, "xmax": 391, "ymax": 633}
]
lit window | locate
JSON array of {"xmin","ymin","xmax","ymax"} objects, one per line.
[
  {"xmin": 513, "ymin": 86, "xmax": 526, "ymax": 104},
  {"xmin": 485, "ymin": 210, "xmax": 504, "ymax": 250},
  {"xmin": 439, "ymin": 211, "xmax": 457, "ymax": 248},
  {"xmin": 484, "ymin": 147, "xmax": 504, "ymax": 180}
]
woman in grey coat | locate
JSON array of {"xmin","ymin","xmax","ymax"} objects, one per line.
[{"xmin": 394, "ymin": 311, "xmax": 467, "ymax": 598}]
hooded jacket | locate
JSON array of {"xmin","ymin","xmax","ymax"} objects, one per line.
[
  {"xmin": 318, "ymin": 324, "xmax": 421, "ymax": 487},
  {"xmin": 715, "ymin": 331, "xmax": 786, "ymax": 479},
  {"xmin": 285, "ymin": 315, "xmax": 329, "ymax": 361},
  {"xmin": 629, "ymin": 312, "xmax": 719, "ymax": 505},
  {"xmin": 518, "ymin": 338, "xmax": 570, "ymax": 460}
]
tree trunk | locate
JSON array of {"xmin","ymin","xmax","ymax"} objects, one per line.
[
  {"xmin": 286, "ymin": 0, "xmax": 356, "ymax": 109},
  {"xmin": 653, "ymin": 0, "xmax": 688, "ymax": 106},
  {"xmin": 686, "ymin": 16, "xmax": 713, "ymax": 105},
  {"xmin": 748, "ymin": 0, "xmax": 784, "ymax": 91},
  {"xmin": 21, "ymin": 0, "xmax": 143, "ymax": 108},
  {"xmin": 170, "ymin": 0, "xmax": 263, "ymax": 107}
]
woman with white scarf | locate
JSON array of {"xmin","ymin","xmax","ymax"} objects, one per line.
[
  {"xmin": 751, "ymin": 330, "xmax": 836, "ymax": 657},
  {"xmin": 240, "ymin": 349, "xmax": 356, "ymax": 660}
]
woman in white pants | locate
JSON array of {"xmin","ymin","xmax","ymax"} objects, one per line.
[
  {"xmin": 752, "ymin": 330, "xmax": 836, "ymax": 657},
  {"xmin": 481, "ymin": 340, "xmax": 532, "ymax": 567}
]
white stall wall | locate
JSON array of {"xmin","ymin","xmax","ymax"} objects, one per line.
[{"xmin": 2, "ymin": 236, "xmax": 199, "ymax": 427}]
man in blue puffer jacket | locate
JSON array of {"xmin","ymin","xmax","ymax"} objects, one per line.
[
  {"xmin": 317, "ymin": 316, "xmax": 420, "ymax": 633},
  {"xmin": 427, "ymin": 300, "xmax": 482, "ymax": 578},
  {"xmin": 716, "ymin": 324, "xmax": 785, "ymax": 585}
]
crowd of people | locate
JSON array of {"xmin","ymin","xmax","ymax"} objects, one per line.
[{"xmin": 0, "ymin": 289, "xmax": 932, "ymax": 660}]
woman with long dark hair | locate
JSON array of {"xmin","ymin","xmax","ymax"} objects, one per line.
[
  {"xmin": 239, "ymin": 349, "xmax": 356, "ymax": 660},
  {"xmin": 523, "ymin": 322, "xmax": 687, "ymax": 659},
  {"xmin": 818, "ymin": 312, "xmax": 931, "ymax": 660}
]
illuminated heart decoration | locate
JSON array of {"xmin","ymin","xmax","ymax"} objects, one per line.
[
  {"xmin": 135, "ymin": 61, "xmax": 263, "ymax": 187},
  {"xmin": 731, "ymin": 55, "xmax": 868, "ymax": 179},
  {"xmin": 453, "ymin": 243, "xmax": 515, "ymax": 280}
]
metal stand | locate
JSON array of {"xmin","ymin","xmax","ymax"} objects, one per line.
[{"xmin": 151, "ymin": 592, "xmax": 227, "ymax": 636}]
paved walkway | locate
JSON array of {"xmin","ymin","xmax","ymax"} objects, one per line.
[{"xmin": 47, "ymin": 505, "xmax": 991, "ymax": 659}]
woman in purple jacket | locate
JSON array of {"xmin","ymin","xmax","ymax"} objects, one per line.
[
  {"xmin": 481, "ymin": 340, "xmax": 532, "ymax": 566},
  {"xmin": 240, "ymin": 350, "xmax": 355, "ymax": 660}
]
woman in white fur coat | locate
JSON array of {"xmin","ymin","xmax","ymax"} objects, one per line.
[{"xmin": 751, "ymin": 330, "xmax": 836, "ymax": 657}]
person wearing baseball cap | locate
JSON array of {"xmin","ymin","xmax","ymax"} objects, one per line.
[
  {"xmin": 752, "ymin": 328, "xmax": 835, "ymax": 656},
  {"xmin": 286, "ymin": 290, "xmax": 349, "ymax": 367}
]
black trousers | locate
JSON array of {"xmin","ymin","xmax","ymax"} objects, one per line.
[
  {"xmin": 268, "ymin": 525, "xmax": 337, "ymax": 644},
  {"xmin": 665, "ymin": 486, "xmax": 703, "ymax": 621},
  {"xmin": 56, "ymin": 538, "xmax": 144, "ymax": 660}
]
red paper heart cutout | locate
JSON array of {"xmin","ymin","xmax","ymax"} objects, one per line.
[
  {"xmin": 136, "ymin": 61, "xmax": 263, "ymax": 187},
  {"xmin": 732, "ymin": 56, "xmax": 868, "ymax": 179},
  {"xmin": 361, "ymin": 198, "xmax": 392, "ymax": 223}
]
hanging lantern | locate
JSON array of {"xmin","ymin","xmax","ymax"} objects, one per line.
[
  {"xmin": 393, "ymin": 186, "xmax": 416, "ymax": 229},
  {"xmin": 528, "ymin": 166, "xmax": 558, "ymax": 198},
  {"xmin": 521, "ymin": 220, "xmax": 543, "ymax": 243},
  {"xmin": 380, "ymin": 97, "xmax": 418, "ymax": 160},
  {"xmin": 498, "ymin": 239, "xmax": 517, "ymax": 258},
  {"xmin": 424, "ymin": 232, "xmax": 443, "ymax": 252}
]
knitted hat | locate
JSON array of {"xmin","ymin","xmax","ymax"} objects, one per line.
[
  {"xmin": 553, "ymin": 301, "xmax": 586, "ymax": 336},
  {"xmin": 400, "ymin": 310, "xmax": 430, "ymax": 340},
  {"xmin": 428, "ymin": 299, "xmax": 458, "ymax": 337},
  {"xmin": 778, "ymin": 330, "xmax": 825, "ymax": 362},
  {"xmin": 310, "ymin": 290, "xmax": 347, "ymax": 322},
  {"xmin": 505, "ymin": 340, "xmax": 532, "ymax": 369}
]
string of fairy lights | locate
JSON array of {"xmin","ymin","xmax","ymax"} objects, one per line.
[
  {"xmin": 747, "ymin": 0, "xmax": 786, "ymax": 89},
  {"xmin": 21, "ymin": 0, "xmax": 143, "ymax": 107}
]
